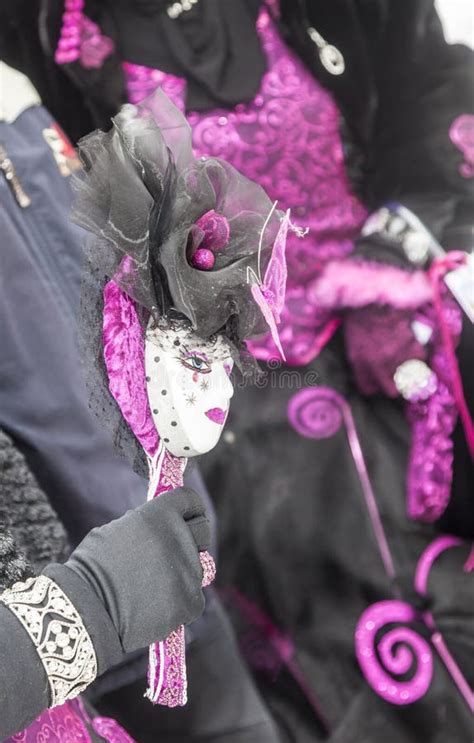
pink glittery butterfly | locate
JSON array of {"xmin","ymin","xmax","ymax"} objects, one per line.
[{"xmin": 249, "ymin": 208, "xmax": 290, "ymax": 360}]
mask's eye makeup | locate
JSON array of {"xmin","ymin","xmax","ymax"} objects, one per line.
[{"xmin": 180, "ymin": 350, "xmax": 212, "ymax": 374}]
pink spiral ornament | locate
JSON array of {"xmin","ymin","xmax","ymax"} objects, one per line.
[
  {"xmin": 355, "ymin": 600, "xmax": 433, "ymax": 705},
  {"xmin": 287, "ymin": 387, "xmax": 343, "ymax": 439}
]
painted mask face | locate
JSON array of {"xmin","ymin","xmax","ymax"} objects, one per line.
[{"xmin": 145, "ymin": 319, "xmax": 234, "ymax": 457}]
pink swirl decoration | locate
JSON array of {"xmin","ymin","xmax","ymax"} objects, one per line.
[
  {"xmin": 287, "ymin": 387, "xmax": 343, "ymax": 439},
  {"xmin": 355, "ymin": 600, "xmax": 433, "ymax": 705}
]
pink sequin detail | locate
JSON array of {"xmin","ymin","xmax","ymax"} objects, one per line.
[
  {"xmin": 449, "ymin": 114, "xmax": 474, "ymax": 178},
  {"xmin": 200, "ymin": 550, "xmax": 217, "ymax": 587},
  {"xmin": 149, "ymin": 627, "xmax": 187, "ymax": 707},
  {"xmin": 406, "ymin": 298, "xmax": 462, "ymax": 522},
  {"xmin": 122, "ymin": 5, "xmax": 368, "ymax": 364},
  {"xmin": 147, "ymin": 450, "xmax": 215, "ymax": 707},
  {"xmin": 190, "ymin": 248, "xmax": 215, "ymax": 270},
  {"xmin": 344, "ymin": 307, "xmax": 428, "ymax": 398},
  {"xmin": 55, "ymin": 0, "xmax": 114, "ymax": 68}
]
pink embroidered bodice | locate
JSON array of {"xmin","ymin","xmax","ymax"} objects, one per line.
[
  {"xmin": 123, "ymin": 4, "xmax": 368, "ymax": 364},
  {"xmin": 5, "ymin": 699, "xmax": 135, "ymax": 743}
]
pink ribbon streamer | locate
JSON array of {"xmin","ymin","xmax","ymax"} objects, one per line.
[{"xmin": 429, "ymin": 253, "xmax": 474, "ymax": 458}]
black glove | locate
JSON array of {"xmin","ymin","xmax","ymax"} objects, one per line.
[{"xmin": 44, "ymin": 488, "xmax": 210, "ymax": 659}]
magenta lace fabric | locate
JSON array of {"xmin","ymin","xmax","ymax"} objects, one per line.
[
  {"xmin": 6, "ymin": 700, "xmax": 135, "ymax": 743},
  {"xmin": 122, "ymin": 3, "xmax": 368, "ymax": 365}
]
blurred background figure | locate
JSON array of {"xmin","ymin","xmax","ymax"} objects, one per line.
[{"xmin": 1, "ymin": 1, "xmax": 473, "ymax": 742}]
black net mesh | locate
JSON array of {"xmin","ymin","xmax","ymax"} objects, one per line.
[{"xmin": 72, "ymin": 90, "xmax": 281, "ymax": 341}]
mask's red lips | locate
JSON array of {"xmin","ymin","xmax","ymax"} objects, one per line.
[{"xmin": 205, "ymin": 408, "xmax": 227, "ymax": 425}]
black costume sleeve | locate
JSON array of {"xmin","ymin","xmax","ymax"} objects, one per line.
[
  {"xmin": 0, "ymin": 568, "xmax": 122, "ymax": 740},
  {"xmin": 365, "ymin": 1, "xmax": 474, "ymax": 250},
  {"xmin": 0, "ymin": 601, "xmax": 49, "ymax": 739}
]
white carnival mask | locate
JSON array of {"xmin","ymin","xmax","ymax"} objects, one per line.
[{"xmin": 144, "ymin": 319, "xmax": 234, "ymax": 457}]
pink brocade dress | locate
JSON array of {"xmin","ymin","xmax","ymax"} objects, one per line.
[
  {"xmin": 123, "ymin": 4, "xmax": 368, "ymax": 368},
  {"xmin": 5, "ymin": 699, "xmax": 134, "ymax": 743}
]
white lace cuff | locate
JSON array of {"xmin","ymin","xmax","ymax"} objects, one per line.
[{"xmin": 0, "ymin": 575, "xmax": 97, "ymax": 707}]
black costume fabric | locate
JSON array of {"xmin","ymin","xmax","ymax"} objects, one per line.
[
  {"xmin": 108, "ymin": 0, "xmax": 265, "ymax": 111},
  {"xmin": 202, "ymin": 339, "xmax": 474, "ymax": 742}
]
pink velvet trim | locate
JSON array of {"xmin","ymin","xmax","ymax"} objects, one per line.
[{"xmin": 102, "ymin": 281, "xmax": 159, "ymax": 455}]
